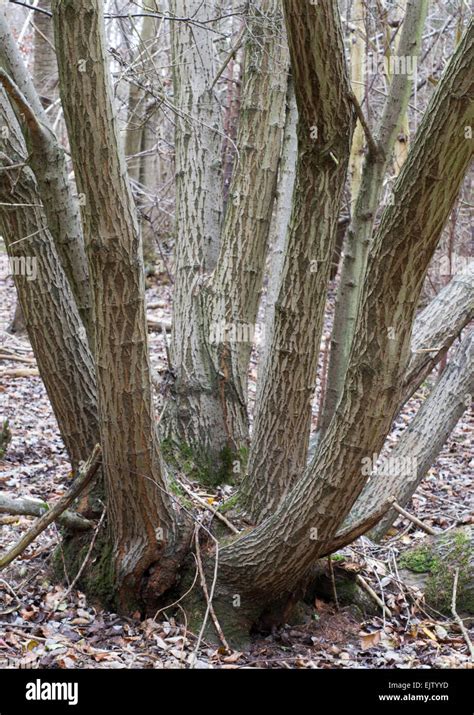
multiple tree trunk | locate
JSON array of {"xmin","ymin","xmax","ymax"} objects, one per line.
[{"xmin": 0, "ymin": 0, "xmax": 472, "ymax": 639}]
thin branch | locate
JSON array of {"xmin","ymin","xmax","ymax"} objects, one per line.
[
  {"xmin": 349, "ymin": 90, "xmax": 381, "ymax": 159},
  {"xmin": 0, "ymin": 445, "xmax": 101, "ymax": 570},
  {"xmin": 390, "ymin": 499, "xmax": 437, "ymax": 536}
]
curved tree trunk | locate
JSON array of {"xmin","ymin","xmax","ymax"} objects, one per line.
[
  {"xmin": 52, "ymin": 0, "xmax": 185, "ymax": 607},
  {"xmin": 0, "ymin": 9, "xmax": 92, "ymax": 339},
  {"xmin": 0, "ymin": 88, "xmax": 98, "ymax": 479},
  {"xmin": 241, "ymin": 0, "xmax": 356, "ymax": 523},
  {"xmin": 213, "ymin": 21, "xmax": 473, "ymax": 625},
  {"xmin": 320, "ymin": 0, "xmax": 429, "ymax": 434}
]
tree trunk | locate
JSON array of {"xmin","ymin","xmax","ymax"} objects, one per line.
[
  {"xmin": 241, "ymin": 0, "xmax": 355, "ymax": 523},
  {"xmin": 0, "ymin": 9, "xmax": 92, "ymax": 339},
  {"xmin": 320, "ymin": 0, "xmax": 429, "ymax": 433},
  {"xmin": 165, "ymin": 1, "xmax": 289, "ymax": 478},
  {"xmin": 52, "ymin": 0, "xmax": 186, "ymax": 607},
  {"xmin": 212, "ymin": 20, "xmax": 473, "ymax": 626},
  {"xmin": 0, "ymin": 88, "xmax": 99, "ymax": 479}
]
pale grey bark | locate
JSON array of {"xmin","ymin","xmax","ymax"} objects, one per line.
[
  {"xmin": 320, "ymin": 0, "xmax": 429, "ymax": 433},
  {"xmin": 0, "ymin": 9, "xmax": 91, "ymax": 338}
]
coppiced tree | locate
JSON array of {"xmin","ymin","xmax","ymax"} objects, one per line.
[{"xmin": 0, "ymin": 0, "xmax": 472, "ymax": 641}]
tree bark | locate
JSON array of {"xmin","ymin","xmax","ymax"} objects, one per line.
[
  {"xmin": 320, "ymin": 0, "xmax": 429, "ymax": 433},
  {"xmin": 165, "ymin": 1, "xmax": 289, "ymax": 476},
  {"xmin": 404, "ymin": 269, "xmax": 474, "ymax": 400},
  {"xmin": 0, "ymin": 10, "xmax": 91, "ymax": 338},
  {"xmin": 215, "ymin": 20, "xmax": 474, "ymax": 617},
  {"xmin": 241, "ymin": 0, "xmax": 355, "ymax": 523},
  {"xmin": 0, "ymin": 88, "xmax": 99, "ymax": 478},
  {"xmin": 366, "ymin": 329, "xmax": 473, "ymax": 541},
  {"xmin": 52, "ymin": 0, "xmax": 184, "ymax": 606}
]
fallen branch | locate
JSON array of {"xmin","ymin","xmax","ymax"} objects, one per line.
[
  {"xmin": 0, "ymin": 352, "xmax": 35, "ymax": 364},
  {"xmin": 0, "ymin": 445, "xmax": 101, "ymax": 570},
  {"xmin": 0, "ymin": 492, "xmax": 93, "ymax": 531},
  {"xmin": 451, "ymin": 567, "xmax": 474, "ymax": 661},
  {"xmin": 147, "ymin": 318, "xmax": 172, "ymax": 333},
  {"xmin": 390, "ymin": 499, "xmax": 437, "ymax": 536},
  {"xmin": 355, "ymin": 574, "xmax": 392, "ymax": 618}
]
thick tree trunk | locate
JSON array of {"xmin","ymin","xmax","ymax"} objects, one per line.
[
  {"xmin": 212, "ymin": 21, "xmax": 473, "ymax": 626},
  {"xmin": 241, "ymin": 0, "xmax": 355, "ymax": 523},
  {"xmin": 165, "ymin": 1, "xmax": 288, "ymax": 478},
  {"xmin": 0, "ymin": 10, "xmax": 91, "ymax": 339},
  {"xmin": 320, "ymin": 0, "xmax": 429, "ymax": 433},
  {"xmin": 52, "ymin": 0, "xmax": 185, "ymax": 607},
  {"xmin": 0, "ymin": 89, "xmax": 99, "ymax": 478}
]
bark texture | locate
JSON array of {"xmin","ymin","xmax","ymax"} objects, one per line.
[
  {"xmin": 320, "ymin": 0, "xmax": 429, "ymax": 433},
  {"xmin": 241, "ymin": 0, "xmax": 355, "ymax": 522},
  {"xmin": 215, "ymin": 21, "xmax": 474, "ymax": 615},
  {"xmin": 52, "ymin": 0, "xmax": 182, "ymax": 604}
]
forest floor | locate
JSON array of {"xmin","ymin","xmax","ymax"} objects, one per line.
[{"xmin": 0, "ymin": 262, "xmax": 472, "ymax": 669}]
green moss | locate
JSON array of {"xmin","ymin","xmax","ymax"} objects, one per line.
[
  {"xmin": 399, "ymin": 546, "xmax": 435, "ymax": 573},
  {"xmin": 54, "ymin": 531, "xmax": 117, "ymax": 610},
  {"xmin": 400, "ymin": 529, "xmax": 473, "ymax": 614},
  {"xmin": 161, "ymin": 438, "xmax": 242, "ymax": 487}
]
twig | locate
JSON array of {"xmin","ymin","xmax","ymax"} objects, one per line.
[
  {"xmin": 193, "ymin": 526, "xmax": 230, "ymax": 653},
  {"xmin": 179, "ymin": 481, "xmax": 240, "ymax": 535},
  {"xmin": 356, "ymin": 574, "xmax": 392, "ymax": 618},
  {"xmin": 327, "ymin": 556, "xmax": 340, "ymax": 611},
  {"xmin": 211, "ymin": 25, "xmax": 246, "ymax": 90},
  {"xmin": 0, "ymin": 445, "xmax": 101, "ymax": 570},
  {"xmin": 59, "ymin": 508, "xmax": 106, "ymax": 606},
  {"xmin": 451, "ymin": 567, "xmax": 474, "ymax": 661},
  {"xmin": 390, "ymin": 499, "xmax": 437, "ymax": 535}
]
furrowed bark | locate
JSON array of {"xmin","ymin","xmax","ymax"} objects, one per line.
[
  {"xmin": 262, "ymin": 73, "xmax": 297, "ymax": 367},
  {"xmin": 164, "ymin": 0, "xmax": 232, "ymax": 473},
  {"xmin": 166, "ymin": 1, "xmax": 289, "ymax": 475},
  {"xmin": 0, "ymin": 88, "xmax": 99, "ymax": 477},
  {"xmin": 241, "ymin": 0, "xmax": 355, "ymax": 523},
  {"xmin": 332, "ymin": 327, "xmax": 474, "ymax": 549},
  {"xmin": 52, "ymin": 0, "xmax": 182, "ymax": 604},
  {"xmin": 0, "ymin": 9, "xmax": 91, "ymax": 337},
  {"xmin": 208, "ymin": 0, "xmax": 289, "ymax": 408},
  {"xmin": 404, "ymin": 269, "xmax": 474, "ymax": 400},
  {"xmin": 320, "ymin": 0, "xmax": 429, "ymax": 433},
  {"xmin": 217, "ymin": 21, "xmax": 474, "ymax": 610}
]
